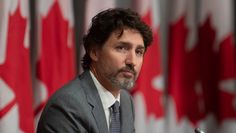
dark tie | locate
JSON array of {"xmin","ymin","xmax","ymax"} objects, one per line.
[{"xmin": 110, "ymin": 101, "xmax": 120, "ymax": 133}]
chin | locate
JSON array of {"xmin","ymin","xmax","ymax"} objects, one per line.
[{"xmin": 118, "ymin": 79, "xmax": 135, "ymax": 90}]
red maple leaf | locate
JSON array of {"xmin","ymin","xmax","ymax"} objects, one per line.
[
  {"xmin": 217, "ymin": 32, "xmax": 236, "ymax": 122},
  {"xmin": 0, "ymin": 6, "xmax": 34, "ymax": 133},
  {"xmin": 168, "ymin": 15, "xmax": 210, "ymax": 125},
  {"xmin": 198, "ymin": 16, "xmax": 236, "ymax": 123},
  {"xmin": 35, "ymin": 1, "xmax": 76, "ymax": 115},
  {"xmin": 168, "ymin": 14, "xmax": 236, "ymax": 125},
  {"xmin": 131, "ymin": 10, "xmax": 164, "ymax": 118}
]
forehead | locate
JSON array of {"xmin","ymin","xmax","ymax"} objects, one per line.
[{"xmin": 107, "ymin": 28, "xmax": 144, "ymax": 47}]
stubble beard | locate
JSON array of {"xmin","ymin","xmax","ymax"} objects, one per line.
[{"xmin": 105, "ymin": 71, "xmax": 136, "ymax": 90}]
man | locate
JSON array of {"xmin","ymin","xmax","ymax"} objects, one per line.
[{"xmin": 37, "ymin": 8, "xmax": 153, "ymax": 133}]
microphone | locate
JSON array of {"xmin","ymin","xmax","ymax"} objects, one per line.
[{"xmin": 194, "ymin": 128, "xmax": 205, "ymax": 133}]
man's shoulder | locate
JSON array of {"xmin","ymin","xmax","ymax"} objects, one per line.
[
  {"xmin": 56, "ymin": 70, "xmax": 92, "ymax": 94},
  {"xmin": 46, "ymin": 71, "xmax": 92, "ymax": 104},
  {"xmin": 46, "ymin": 78, "xmax": 83, "ymax": 106}
]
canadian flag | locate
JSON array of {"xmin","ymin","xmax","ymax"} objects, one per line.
[
  {"xmin": 167, "ymin": 0, "xmax": 204, "ymax": 132},
  {"xmin": 0, "ymin": 0, "xmax": 34, "ymax": 133},
  {"xmin": 131, "ymin": 0, "xmax": 165, "ymax": 133},
  {"xmin": 199, "ymin": 0, "xmax": 236, "ymax": 132},
  {"xmin": 167, "ymin": 0, "xmax": 236, "ymax": 133},
  {"xmin": 33, "ymin": 0, "xmax": 76, "ymax": 127}
]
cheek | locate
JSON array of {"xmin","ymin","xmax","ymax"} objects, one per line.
[
  {"xmin": 100, "ymin": 57, "xmax": 121, "ymax": 71},
  {"xmin": 105, "ymin": 53, "xmax": 124, "ymax": 67},
  {"xmin": 136, "ymin": 59, "xmax": 143, "ymax": 73}
]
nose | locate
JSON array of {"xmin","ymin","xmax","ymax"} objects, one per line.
[{"xmin": 125, "ymin": 51, "xmax": 137, "ymax": 67}]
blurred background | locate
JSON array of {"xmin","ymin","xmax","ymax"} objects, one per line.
[{"xmin": 0, "ymin": 0, "xmax": 236, "ymax": 133}]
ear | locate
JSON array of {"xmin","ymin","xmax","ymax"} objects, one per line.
[{"xmin": 89, "ymin": 48, "xmax": 99, "ymax": 62}]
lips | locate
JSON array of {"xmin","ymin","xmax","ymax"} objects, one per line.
[
  {"xmin": 118, "ymin": 66, "xmax": 136, "ymax": 78},
  {"xmin": 120, "ymin": 70, "xmax": 135, "ymax": 78}
]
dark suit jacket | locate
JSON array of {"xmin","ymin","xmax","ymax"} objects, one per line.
[{"xmin": 37, "ymin": 70, "xmax": 135, "ymax": 133}]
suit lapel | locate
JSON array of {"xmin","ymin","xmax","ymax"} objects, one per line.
[
  {"xmin": 80, "ymin": 71, "xmax": 109, "ymax": 133},
  {"xmin": 120, "ymin": 90, "xmax": 134, "ymax": 133}
]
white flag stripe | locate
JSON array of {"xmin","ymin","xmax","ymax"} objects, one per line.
[
  {"xmin": 58, "ymin": 0, "xmax": 74, "ymax": 27},
  {"xmin": 134, "ymin": 0, "xmax": 150, "ymax": 17},
  {"xmin": 33, "ymin": 79, "xmax": 48, "ymax": 109},
  {"xmin": 39, "ymin": 0, "xmax": 54, "ymax": 17},
  {"xmin": 0, "ymin": 0, "xmax": 9, "ymax": 64},
  {"xmin": 0, "ymin": 78, "xmax": 15, "ymax": 109},
  {"xmin": 151, "ymin": 0, "xmax": 160, "ymax": 29},
  {"xmin": 85, "ymin": 0, "xmax": 115, "ymax": 30},
  {"xmin": 169, "ymin": 0, "xmax": 188, "ymax": 23},
  {"xmin": 219, "ymin": 79, "xmax": 236, "ymax": 93},
  {"xmin": 0, "ymin": 105, "xmax": 19, "ymax": 133}
]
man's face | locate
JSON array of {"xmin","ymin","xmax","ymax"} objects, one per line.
[{"xmin": 91, "ymin": 28, "xmax": 145, "ymax": 91}]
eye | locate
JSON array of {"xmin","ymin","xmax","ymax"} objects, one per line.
[
  {"xmin": 136, "ymin": 48, "xmax": 145, "ymax": 56},
  {"xmin": 116, "ymin": 45, "xmax": 128, "ymax": 52}
]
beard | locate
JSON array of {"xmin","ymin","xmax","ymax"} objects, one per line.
[
  {"xmin": 109, "ymin": 75, "xmax": 135, "ymax": 90},
  {"xmin": 105, "ymin": 65, "xmax": 137, "ymax": 90}
]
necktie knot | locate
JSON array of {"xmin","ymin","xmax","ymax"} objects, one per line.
[{"xmin": 111, "ymin": 101, "xmax": 120, "ymax": 113}]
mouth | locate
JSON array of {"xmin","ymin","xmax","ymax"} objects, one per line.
[
  {"xmin": 118, "ymin": 66, "xmax": 136, "ymax": 79},
  {"xmin": 122, "ymin": 71, "xmax": 134, "ymax": 78},
  {"xmin": 120, "ymin": 70, "xmax": 135, "ymax": 78}
]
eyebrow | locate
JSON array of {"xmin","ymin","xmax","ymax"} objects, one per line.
[{"xmin": 117, "ymin": 41, "xmax": 145, "ymax": 49}]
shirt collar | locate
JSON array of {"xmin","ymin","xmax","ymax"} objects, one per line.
[{"xmin": 89, "ymin": 71, "xmax": 120, "ymax": 110}]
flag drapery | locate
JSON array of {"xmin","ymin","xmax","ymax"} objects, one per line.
[
  {"xmin": 33, "ymin": 0, "xmax": 76, "ymax": 126},
  {"xmin": 131, "ymin": 0, "xmax": 165, "ymax": 133},
  {"xmin": 0, "ymin": 0, "xmax": 34, "ymax": 132},
  {"xmin": 200, "ymin": 0, "xmax": 236, "ymax": 132},
  {"xmin": 167, "ymin": 0, "xmax": 236, "ymax": 133},
  {"xmin": 0, "ymin": 0, "xmax": 236, "ymax": 133}
]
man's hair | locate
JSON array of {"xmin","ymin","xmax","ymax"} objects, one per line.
[{"xmin": 82, "ymin": 8, "xmax": 153, "ymax": 70}]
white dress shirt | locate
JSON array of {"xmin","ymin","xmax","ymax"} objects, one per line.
[{"xmin": 89, "ymin": 71, "xmax": 120, "ymax": 129}]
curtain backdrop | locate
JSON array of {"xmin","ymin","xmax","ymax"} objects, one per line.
[{"xmin": 0, "ymin": 0, "xmax": 235, "ymax": 133}]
